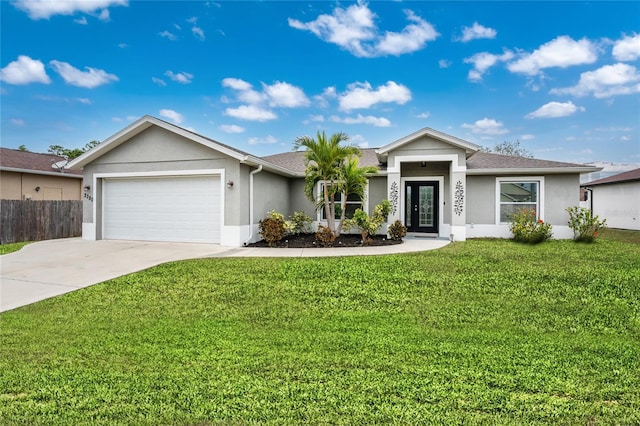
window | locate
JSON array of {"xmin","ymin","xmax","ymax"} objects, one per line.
[
  {"xmin": 498, "ymin": 179, "xmax": 542, "ymax": 223},
  {"xmin": 318, "ymin": 182, "xmax": 365, "ymax": 220}
]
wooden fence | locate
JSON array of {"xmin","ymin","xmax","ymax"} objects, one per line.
[{"xmin": 0, "ymin": 200, "xmax": 83, "ymax": 244}]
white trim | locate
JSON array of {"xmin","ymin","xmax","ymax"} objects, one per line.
[
  {"xmin": 466, "ymin": 224, "xmax": 574, "ymax": 240},
  {"xmin": 82, "ymin": 222, "xmax": 96, "ymax": 240},
  {"xmin": 400, "ymin": 176, "xmax": 445, "ymax": 238},
  {"xmin": 495, "ymin": 176, "xmax": 545, "ymax": 224},
  {"xmin": 92, "ymin": 169, "xmax": 225, "ymax": 244},
  {"xmin": 0, "ymin": 167, "xmax": 83, "ymax": 179},
  {"xmin": 376, "ymin": 127, "xmax": 480, "ymax": 156},
  {"xmin": 388, "ymin": 154, "xmax": 465, "ymax": 173}
]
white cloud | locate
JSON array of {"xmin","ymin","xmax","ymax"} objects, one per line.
[
  {"xmin": 374, "ymin": 10, "xmax": 439, "ymax": 57},
  {"xmin": 526, "ymin": 101, "xmax": 586, "ymax": 119},
  {"xmin": 219, "ymin": 124, "xmax": 245, "ymax": 133},
  {"xmin": 222, "ymin": 78, "xmax": 265, "ymax": 104},
  {"xmin": 76, "ymin": 97, "xmax": 92, "ymax": 104},
  {"xmin": 164, "ymin": 70, "xmax": 193, "ymax": 84},
  {"xmin": 11, "ymin": 118, "xmax": 25, "ymax": 126},
  {"xmin": 248, "ymin": 135, "xmax": 278, "ymax": 145},
  {"xmin": 263, "ymin": 81, "xmax": 310, "ymax": 107},
  {"xmin": 458, "ymin": 22, "xmax": 497, "ymax": 42},
  {"xmin": 438, "ymin": 59, "xmax": 451, "ymax": 68},
  {"xmin": 224, "ymin": 105, "xmax": 277, "ymax": 121},
  {"xmin": 621, "ymin": 135, "xmax": 631, "ymax": 141},
  {"xmin": 159, "ymin": 109, "xmax": 184, "ymax": 124},
  {"xmin": 0, "ymin": 55, "xmax": 51, "ymax": 85},
  {"xmin": 416, "ymin": 112, "xmax": 430, "ymax": 119},
  {"xmin": 12, "ymin": 0, "xmax": 127, "ymax": 20},
  {"xmin": 613, "ymin": 33, "xmax": 640, "ymax": 61},
  {"xmin": 304, "ymin": 114, "xmax": 325, "ymax": 124},
  {"xmin": 329, "ymin": 114, "xmax": 391, "ymax": 127},
  {"xmin": 192, "ymin": 26, "xmax": 205, "ymax": 41},
  {"xmin": 339, "ymin": 81, "xmax": 411, "ymax": 111},
  {"xmin": 314, "ymin": 86, "xmax": 337, "ymax": 107},
  {"xmin": 74, "ymin": 16, "xmax": 87, "ymax": 25},
  {"xmin": 159, "ymin": 30, "xmax": 177, "ymax": 41},
  {"xmin": 118, "ymin": 43, "xmax": 128, "ymax": 49},
  {"xmin": 151, "ymin": 77, "xmax": 166, "ymax": 86},
  {"xmin": 464, "ymin": 50, "xmax": 514, "ymax": 82},
  {"xmin": 288, "ymin": 2, "xmax": 437, "ymax": 58},
  {"xmin": 507, "ymin": 36, "xmax": 598, "ymax": 76},
  {"xmin": 462, "ymin": 118, "xmax": 508, "ymax": 135},
  {"xmin": 550, "ymin": 63, "xmax": 640, "ymax": 98},
  {"xmin": 49, "ymin": 60, "xmax": 118, "ymax": 88},
  {"xmin": 350, "ymin": 134, "xmax": 369, "ymax": 148},
  {"xmin": 520, "ymin": 134, "xmax": 535, "ymax": 141}
]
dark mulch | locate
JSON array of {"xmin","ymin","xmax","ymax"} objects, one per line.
[{"xmin": 247, "ymin": 233, "xmax": 403, "ymax": 248}]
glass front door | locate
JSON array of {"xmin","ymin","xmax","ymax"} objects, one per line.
[{"xmin": 405, "ymin": 181, "xmax": 439, "ymax": 233}]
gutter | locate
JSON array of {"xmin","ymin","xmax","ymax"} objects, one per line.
[{"xmin": 243, "ymin": 165, "xmax": 263, "ymax": 246}]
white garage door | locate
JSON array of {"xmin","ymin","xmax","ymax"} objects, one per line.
[{"xmin": 103, "ymin": 175, "xmax": 221, "ymax": 243}]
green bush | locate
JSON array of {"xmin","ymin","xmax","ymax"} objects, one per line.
[
  {"xmin": 388, "ymin": 220, "xmax": 407, "ymax": 241},
  {"xmin": 343, "ymin": 200, "xmax": 390, "ymax": 245},
  {"xmin": 287, "ymin": 211, "xmax": 313, "ymax": 235},
  {"xmin": 258, "ymin": 210, "xmax": 286, "ymax": 247},
  {"xmin": 509, "ymin": 208, "xmax": 553, "ymax": 244},
  {"xmin": 566, "ymin": 206, "xmax": 606, "ymax": 243},
  {"xmin": 315, "ymin": 225, "xmax": 336, "ymax": 247}
]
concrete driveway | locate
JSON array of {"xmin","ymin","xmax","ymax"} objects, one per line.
[{"xmin": 0, "ymin": 238, "xmax": 230, "ymax": 312}]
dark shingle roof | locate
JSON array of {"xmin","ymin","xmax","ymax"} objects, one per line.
[
  {"xmin": 466, "ymin": 152, "xmax": 591, "ymax": 170},
  {"xmin": 0, "ymin": 147, "xmax": 82, "ymax": 176},
  {"xmin": 582, "ymin": 167, "xmax": 640, "ymax": 186},
  {"xmin": 262, "ymin": 148, "xmax": 383, "ymax": 174}
]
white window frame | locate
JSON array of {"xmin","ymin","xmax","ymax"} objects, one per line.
[
  {"xmin": 495, "ymin": 177, "xmax": 545, "ymax": 224},
  {"xmin": 316, "ymin": 180, "xmax": 369, "ymax": 222}
]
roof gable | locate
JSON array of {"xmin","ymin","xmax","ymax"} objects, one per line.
[
  {"xmin": 0, "ymin": 147, "xmax": 82, "ymax": 178},
  {"xmin": 582, "ymin": 167, "xmax": 640, "ymax": 186},
  {"xmin": 376, "ymin": 128, "xmax": 481, "ymax": 160},
  {"xmin": 67, "ymin": 115, "xmax": 250, "ymax": 170}
]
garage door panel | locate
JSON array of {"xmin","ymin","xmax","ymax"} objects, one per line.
[{"xmin": 103, "ymin": 176, "xmax": 220, "ymax": 243}]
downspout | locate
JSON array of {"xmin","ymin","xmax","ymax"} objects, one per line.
[{"xmin": 243, "ymin": 165, "xmax": 263, "ymax": 246}]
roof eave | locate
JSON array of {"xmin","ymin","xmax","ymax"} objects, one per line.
[
  {"xmin": 467, "ymin": 166, "xmax": 602, "ymax": 175},
  {"xmin": 1, "ymin": 167, "xmax": 83, "ymax": 179}
]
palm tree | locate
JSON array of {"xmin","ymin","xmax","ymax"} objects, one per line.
[
  {"xmin": 335, "ymin": 156, "xmax": 378, "ymax": 234},
  {"xmin": 293, "ymin": 131, "xmax": 360, "ymax": 236}
]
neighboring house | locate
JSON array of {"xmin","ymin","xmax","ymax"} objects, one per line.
[
  {"xmin": 67, "ymin": 115, "xmax": 600, "ymax": 246},
  {"xmin": 0, "ymin": 148, "xmax": 83, "ymax": 200},
  {"xmin": 581, "ymin": 168, "xmax": 640, "ymax": 231}
]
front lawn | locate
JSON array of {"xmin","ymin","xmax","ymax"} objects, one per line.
[
  {"xmin": 0, "ymin": 241, "xmax": 32, "ymax": 255},
  {"xmin": 1, "ymin": 239, "xmax": 638, "ymax": 424}
]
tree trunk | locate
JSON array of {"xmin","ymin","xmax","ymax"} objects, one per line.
[
  {"xmin": 336, "ymin": 192, "xmax": 347, "ymax": 235},
  {"xmin": 323, "ymin": 182, "xmax": 335, "ymax": 233}
]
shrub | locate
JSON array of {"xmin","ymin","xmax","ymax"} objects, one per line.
[
  {"xmin": 509, "ymin": 208, "xmax": 553, "ymax": 244},
  {"xmin": 566, "ymin": 206, "xmax": 606, "ymax": 243},
  {"xmin": 258, "ymin": 210, "xmax": 286, "ymax": 247},
  {"xmin": 287, "ymin": 211, "xmax": 313, "ymax": 235},
  {"xmin": 388, "ymin": 220, "xmax": 407, "ymax": 241},
  {"xmin": 343, "ymin": 200, "xmax": 390, "ymax": 245},
  {"xmin": 315, "ymin": 225, "xmax": 336, "ymax": 247}
]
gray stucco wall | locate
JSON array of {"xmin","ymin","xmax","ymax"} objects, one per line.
[
  {"xmin": 253, "ymin": 170, "xmax": 290, "ymax": 222},
  {"xmin": 544, "ymin": 174, "xmax": 580, "ymax": 225},
  {"xmin": 367, "ymin": 176, "xmax": 387, "ymax": 215},
  {"xmin": 82, "ymin": 126, "xmax": 244, "ymax": 226},
  {"xmin": 288, "ymin": 178, "xmax": 315, "ymax": 217},
  {"xmin": 466, "ymin": 175, "xmax": 495, "ymax": 224},
  {"xmin": 388, "ymin": 136, "xmax": 467, "ymax": 168}
]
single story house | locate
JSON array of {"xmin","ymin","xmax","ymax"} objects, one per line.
[
  {"xmin": 581, "ymin": 167, "xmax": 640, "ymax": 230},
  {"xmin": 0, "ymin": 147, "xmax": 83, "ymax": 201},
  {"xmin": 67, "ymin": 115, "xmax": 600, "ymax": 246}
]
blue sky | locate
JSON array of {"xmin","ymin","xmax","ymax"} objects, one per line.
[{"xmin": 1, "ymin": 1, "xmax": 639, "ymax": 164}]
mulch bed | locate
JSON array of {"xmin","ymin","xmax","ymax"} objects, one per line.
[{"xmin": 247, "ymin": 233, "xmax": 403, "ymax": 248}]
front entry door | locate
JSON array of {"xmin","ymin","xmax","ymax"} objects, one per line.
[{"xmin": 405, "ymin": 181, "xmax": 439, "ymax": 233}]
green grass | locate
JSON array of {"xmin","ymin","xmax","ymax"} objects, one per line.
[
  {"xmin": 1, "ymin": 239, "xmax": 639, "ymax": 424},
  {"xmin": 0, "ymin": 241, "xmax": 32, "ymax": 255},
  {"xmin": 600, "ymin": 228, "xmax": 640, "ymax": 245}
]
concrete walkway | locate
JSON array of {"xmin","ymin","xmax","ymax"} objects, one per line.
[{"xmin": 0, "ymin": 237, "xmax": 449, "ymax": 312}]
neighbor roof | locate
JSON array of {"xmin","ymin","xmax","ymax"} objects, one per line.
[
  {"xmin": 581, "ymin": 167, "xmax": 640, "ymax": 186},
  {"xmin": 0, "ymin": 147, "xmax": 82, "ymax": 178}
]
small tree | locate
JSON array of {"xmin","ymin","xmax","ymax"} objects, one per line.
[
  {"xmin": 335, "ymin": 156, "xmax": 378, "ymax": 234},
  {"xmin": 343, "ymin": 200, "xmax": 391, "ymax": 245},
  {"xmin": 482, "ymin": 140, "xmax": 533, "ymax": 158}
]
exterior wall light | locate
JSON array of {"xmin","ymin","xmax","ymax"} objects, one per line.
[
  {"xmin": 84, "ymin": 185, "xmax": 91, "ymax": 191},
  {"xmin": 35, "ymin": 186, "xmax": 41, "ymax": 192},
  {"xmin": 227, "ymin": 180, "xmax": 234, "ymax": 188}
]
